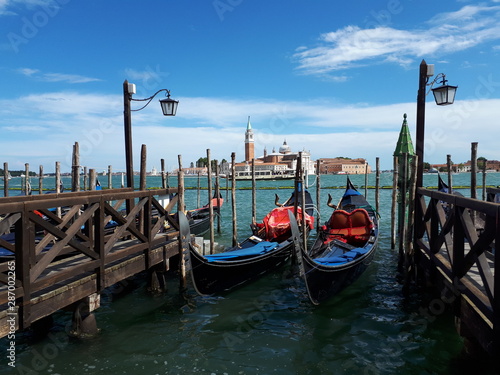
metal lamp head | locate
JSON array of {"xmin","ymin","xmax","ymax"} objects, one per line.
[
  {"xmin": 431, "ymin": 75, "xmax": 457, "ymax": 106},
  {"xmin": 159, "ymin": 93, "xmax": 179, "ymax": 116}
]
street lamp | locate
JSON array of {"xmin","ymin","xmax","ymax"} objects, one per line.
[
  {"xmin": 415, "ymin": 60, "xmax": 457, "ymax": 187},
  {"xmin": 123, "ymin": 80, "xmax": 178, "ymax": 191},
  {"xmin": 431, "ymin": 74, "xmax": 458, "ymax": 106}
]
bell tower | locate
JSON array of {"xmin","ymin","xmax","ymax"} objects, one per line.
[{"xmin": 244, "ymin": 116, "xmax": 255, "ymax": 161}]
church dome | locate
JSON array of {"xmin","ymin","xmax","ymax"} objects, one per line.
[{"xmin": 279, "ymin": 140, "xmax": 291, "ymax": 154}]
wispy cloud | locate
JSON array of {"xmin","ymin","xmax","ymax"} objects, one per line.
[
  {"xmin": 0, "ymin": 0, "xmax": 56, "ymax": 15},
  {"xmin": 293, "ymin": 5, "xmax": 500, "ymax": 75},
  {"xmin": 17, "ymin": 68, "xmax": 101, "ymax": 83},
  {"xmin": 1, "ymin": 91, "xmax": 499, "ymax": 171}
]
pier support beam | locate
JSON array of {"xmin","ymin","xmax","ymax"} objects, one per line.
[{"xmin": 69, "ymin": 294, "xmax": 100, "ymax": 338}]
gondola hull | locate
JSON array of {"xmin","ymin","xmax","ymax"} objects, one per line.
[
  {"xmin": 182, "ymin": 188, "xmax": 314, "ymax": 296},
  {"xmin": 291, "ymin": 177, "xmax": 378, "ymax": 305},
  {"xmin": 297, "ymin": 237, "xmax": 377, "ymax": 304},
  {"xmin": 186, "ymin": 238, "xmax": 292, "ymax": 295}
]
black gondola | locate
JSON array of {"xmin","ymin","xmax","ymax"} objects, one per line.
[
  {"xmin": 182, "ymin": 187, "xmax": 315, "ymax": 296},
  {"xmin": 291, "ymin": 177, "xmax": 378, "ymax": 305},
  {"xmin": 186, "ymin": 192, "xmax": 224, "ymax": 236}
]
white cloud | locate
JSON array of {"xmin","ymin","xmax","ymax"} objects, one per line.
[
  {"xmin": 1, "ymin": 91, "xmax": 499, "ymax": 172},
  {"xmin": 294, "ymin": 5, "xmax": 500, "ymax": 75},
  {"xmin": 17, "ymin": 68, "xmax": 101, "ymax": 83}
]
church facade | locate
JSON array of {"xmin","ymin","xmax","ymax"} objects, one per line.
[{"xmin": 221, "ymin": 117, "xmax": 315, "ymax": 179}]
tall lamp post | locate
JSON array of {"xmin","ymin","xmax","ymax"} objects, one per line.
[
  {"xmin": 415, "ymin": 60, "xmax": 457, "ymax": 187},
  {"xmin": 123, "ymin": 80, "xmax": 178, "ymax": 191}
]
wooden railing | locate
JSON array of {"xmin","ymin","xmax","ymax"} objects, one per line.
[
  {"xmin": 414, "ymin": 187, "xmax": 500, "ymax": 354},
  {"xmin": 0, "ymin": 187, "xmax": 179, "ymax": 331}
]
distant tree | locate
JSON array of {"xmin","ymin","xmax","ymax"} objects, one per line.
[
  {"xmin": 477, "ymin": 156, "xmax": 487, "ymax": 170},
  {"xmin": 423, "ymin": 162, "xmax": 431, "ymax": 170},
  {"xmin": 190, "ymin": 162, "xmax": 194, "ymax": 169},
  {"xmin": 196, "ymin": 157, "xmax": 208, "ymax": 168}
]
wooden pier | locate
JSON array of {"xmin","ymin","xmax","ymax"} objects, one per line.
[
  {"xmin": 0, "ymin": 186, "xmax": 181, "ymax": 338},
  {"xmin": 412, "ymin": 185, "xmax": 500, "ymax": 357}
]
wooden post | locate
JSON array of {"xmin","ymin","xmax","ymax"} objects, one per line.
[
  {"xmin": 39, "ymin": 165, "xmax": 43, "ymax": 195},
  {"xmin": 196, "ymin": 171, "xmax": 201, "ymax": 209},
  {"xmin": 161, "ymin": 159, "xmax": 166, "ymax": 189},
  {"xmin": 299, "ymin": 153, "xmax": 307, "ymax": 253},
  {"xmin": 375, "ymin": 157, "xmax": 380, "ymax": 215},
  {"xmin": 24, "ymin": 163, "xmax": 30, "ymax": 195},
  {"xmin": 56, "ymin": 162, "xmax": 61, "ymax": 217},
  {"xmin": 482, "ymin": 158, "xmax": 487, "ymax": 201},
  {"xmin": 108, "ymin": 165, "xmax": 112, "ymax": 189},
  {"xmin": 72, "ymin": 142, "xmax": 80, "ymax": 192},
  {"xmin": 403, "ymin": 154, "xmax": 418, "ymax": 290},
  {"xmin": 316, "ymin": 159, "xmax": 321, "ymax": 231},
  {"xmin": 391, "ymin": 156, "xmax": 398, "ymax": 249},
  {"xmin": 215, "ymin": 160, "xmax": 221, "ymax": 234},
  {"xmin": 447, "ymin": 154, "xmax": 453, "ymax": 195},
  {"xmin": 140, "ymin": 144, "xmax": 147, "ymax": 191},
  {"xmin": 471, "ymin": 142, "xmax": 477, "ymax": 200},
  {"xmin": 364, "ymin": 162, "xmax": 368, "ymax": 198},
  {"xmin": 251, "ymin": 158, "xmax": 256, "ymax": 224},
  {"xmin": 3, "ymin": 162, "xmax": 8, "ymax": 197},
  {"xmin": 177, "ymin": 155, "xmax": 185, "ymax": 213},
  {"xmin": 231, "ymin": 152, "xmax": 237, "ymax": 247},
  {"xmin": 83, "ymin": 167, "xmax": 88, "ymax": 191},
  {"xmin": 399, "ymin": 153, "xmax": 408, "ymax": 257},
  {"xmin": 89, "ymin": 169, "xmax": 97, "ymax": 190},
  {"xmin": 207, "ymin": 149, "xmax": 214, "ymax": 254}
]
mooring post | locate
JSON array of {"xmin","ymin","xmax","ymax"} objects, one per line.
[
  {"xmin": 251, "ymin": 158, "xmax": 256, "ymax": 225},
  {"xmin": 3, "ymin": 162, "xmax": 8, "ymax": 197},
  {"xmin": 207, "ymin": 149, "xmax": 214, "ymax": 254},
  {"xmin": 72, "ymin": 142, "xmax": 80, "ymax": 192},
  {"xmin": 447, "ymin": 154, "xmax": 453, "ymax": 195},
  {"xmin": 89, "ymin": 169, "xmax": 96, "ymax": 190},
  {"xmin": 364, "ymin": 162, "xmax": 368, "ymax": 198},
  {"xmin": 399, "ymin": 152, "xmax": 408, "ymax": 258},
  {"xmin": 178, "ymin": 155, "xmax": 185, "ymax": 213},
  {"xmin": 391, "ymin": 156, "xmax": 398, "ymax": 249},
  {"xmin": 215, "ymin": 160, "xmax": 221, "ymax": 234},
  {"xmin": 231, "ymin": 152, "xmax": 237, "ymax": 247},
  {"xmin": 471, "ymin": 142, "xmax": 478, "ymax": 199},
  {"xmin": 140, "ymin": 144, "xmax": 147, "ymax": 191},
  {"xmin": 24, "ymin": 163, "xmax": 30, "ymax": 195},
  {"xmin": 39, "ymin": 165, "xmax": 43, "ymax": 195},
  {"xmin": 161, "ymin": 158, "xmax": 166, "ymax": 189},
  {"xmin": 108, "ymin": 165, "xmax": 112, "ymax": 189},
  {"xmin": 83, "ymin": 166, "xmax": 88, "ymax": 190},
  {"xmin": 316, "ymin": 159, "xmax": 321, "ymax": 231},
  {"xmin": 482, "ymin": 159, "xmax": 487, "ymax": 201},
  {"xmin": 375, "ymin": 157, "xmax": 380, "ymax": 215},
  {"xmin": 403, "ymin": 154, "xmax": 418, "ymax": 291},
  {"xmin": 56, "ymin": 161, "xmax": 62, "ymax": 217}
]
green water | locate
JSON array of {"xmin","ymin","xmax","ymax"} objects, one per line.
[{"xmin": 1, "ymin": 173, "xmax": 499, "ymax": 374}]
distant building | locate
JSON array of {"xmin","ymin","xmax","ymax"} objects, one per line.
[
  {"xmin": 244, "ymin": 116, "xmax": 255, "ymax": 162},
  {"xmin": 317, "ymin": 158, "xmax": 371, "ymax": 174},
  {"xmin": 221, "ymin": 118, "xmax": 315, "ymax": 179}
]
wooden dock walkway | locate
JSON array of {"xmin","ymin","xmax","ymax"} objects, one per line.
[
  {"xmin": 0, "ymin": 187, "xmax": 181, "ymax": 338},
  {"xmin": 412, "ymin": 186, "xmax": 499, "ymax": 356}
]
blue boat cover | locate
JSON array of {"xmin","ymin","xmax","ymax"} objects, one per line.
[
  {"xmin": 205, "ymin": 241, "xmax": 279, "ymax": 262},
  {"xmin": 314, "ymin": 247, "xmax": 369, "ymax": 265}
]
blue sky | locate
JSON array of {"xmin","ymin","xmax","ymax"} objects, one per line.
[{"xmin": 1, "ymin": 0, "xmax": 500, "ymax": 173}]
